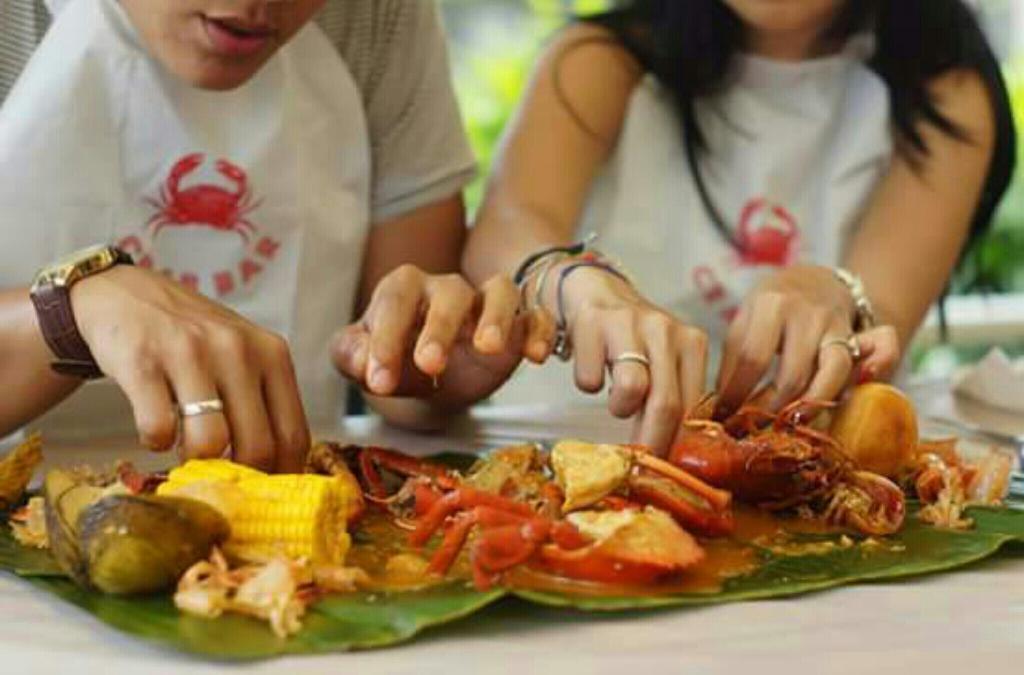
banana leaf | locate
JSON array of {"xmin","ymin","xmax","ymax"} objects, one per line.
[
  {"xmin": 2, "ymin": 487, "xmax": 1024, "ymax": 659},
  {"xmin": 0, "ymin": 525, "xmax": 503, "ymax": 660}
]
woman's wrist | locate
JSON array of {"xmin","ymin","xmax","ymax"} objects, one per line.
[{"xmin": 540, "ymin": 257, "xmax": 638, "ymax": 328}]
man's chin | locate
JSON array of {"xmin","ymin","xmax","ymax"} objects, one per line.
[{"xmin": 176, "ymin": 58, "xmax": 268, "ymax": 91}]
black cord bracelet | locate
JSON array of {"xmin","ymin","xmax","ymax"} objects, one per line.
[{"xmin": 552, "ymin": 259, "xmax": 630, "ymax": 360}]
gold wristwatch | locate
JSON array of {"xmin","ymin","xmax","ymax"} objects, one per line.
[
  {"xmin": 832, "ymin": 267, "xmax": 877, "ymax": 332},
  {"xmin": 30, "ymin": 245, "xmax": 134, "ymax": 379}
]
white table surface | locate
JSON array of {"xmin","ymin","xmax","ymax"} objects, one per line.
[{"xmin": 3, "ymin": 388, "xmax": 1024, "ymax": 675}]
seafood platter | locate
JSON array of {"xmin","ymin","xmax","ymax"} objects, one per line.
[{"xmin": 1, "ymin": 384, "xmax": 1022, "ymax": 659}]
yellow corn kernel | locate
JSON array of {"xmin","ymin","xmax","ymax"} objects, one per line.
[{"xmin": 160, "ymin": 459, "xmax": 266, "ymax": 492}]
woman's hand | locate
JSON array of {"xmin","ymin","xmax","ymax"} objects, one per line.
[
  {"xmin": 716, "ymin": 265, "xmax": 901, "ymax": 415},
  {"xmin": 546, "ymin": 265, "xmax": 709, "ymax": 453},
  {"xmin": 71, "ymin": 266, "xmax": 309, "ymax": 472},
  {"xmin": 331, "ymin": 266, "xmax": 535, "ymax": 410}
]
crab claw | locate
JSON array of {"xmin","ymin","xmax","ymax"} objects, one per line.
[
  {"xmin": 825, "ymin": 471, "xmax": 906, "ymax": 536},
  {"xmin": 538, "ymin": 508, "xmax": 705, "ymax": 585},
  {"xmin": 551, "ymin": 441, "xmax": 733, "ymax": 536}
]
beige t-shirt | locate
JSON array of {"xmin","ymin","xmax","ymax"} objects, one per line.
[{"xmin": 0, "ymin": 0, "xmax": 476, "ymax": 223}]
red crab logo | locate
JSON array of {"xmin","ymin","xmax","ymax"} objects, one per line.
[
  {"xmin": 735, "ymin": 198, "xmax": 799, "ymax": 267},
  {"xmin": 147, "ymin": 153, "xmax": 262, "ymax": 242}
]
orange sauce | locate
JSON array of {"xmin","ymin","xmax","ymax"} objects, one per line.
[{"xmin": 346, "ymin": 506, "xmax": 871, "ymax": 597}]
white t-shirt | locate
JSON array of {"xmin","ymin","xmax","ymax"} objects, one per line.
[
  {"xmin": 0, "ymin": 0, "xmax": 473, "ymax": 437},
  {"xmin": 494, "ymin": 35, "xmax": 894, "ymax": 406}
]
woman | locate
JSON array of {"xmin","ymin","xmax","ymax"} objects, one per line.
[
  {"xmin": 0, "ymin": 0, "xmax": 536, "ymax": 470},
  {"xmin": 465, "ymin": 0, "xmax": 1015, "ymax": 451}
]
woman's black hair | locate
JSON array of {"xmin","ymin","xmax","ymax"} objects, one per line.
[{"xmin": 576, "ymin": 0, "xmax": 1016, "ymax": 288}]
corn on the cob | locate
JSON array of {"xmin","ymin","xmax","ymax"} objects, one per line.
[{"xmin": 158, "ymin": 460, "xmax": 357, "ymax": 565}]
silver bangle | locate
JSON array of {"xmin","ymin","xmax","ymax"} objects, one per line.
[{"xmin": 832, "ymin": 267, "xmax": 876, "ymax": 331}]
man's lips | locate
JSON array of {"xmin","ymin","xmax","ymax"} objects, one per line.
[{"xmin": 202, "ymin": 16, "xmax": 276, "ymax": 57}]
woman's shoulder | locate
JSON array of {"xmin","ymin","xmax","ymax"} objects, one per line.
[{"xmin": 532, "ymin": 22, "xmax": 646, "ymax": 145}]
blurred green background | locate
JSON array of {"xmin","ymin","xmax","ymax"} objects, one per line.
[{"xmin": 441, "ymin": 0, "xmax": 1024, "ymax": 297}]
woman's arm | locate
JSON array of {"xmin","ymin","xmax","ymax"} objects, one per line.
[
  {"xmin": 463, "ymin": 25, "xmax": 710, "ymax": 451},
  {"xmin": 0, "ymin": 290, "xmax": 81, "ymax": 434},
  {"xmin": 846, "ymin": 69, "xmax": 997, "ymax": 346},
  {"xmin": 717, "ymin": 68, "xmax": 997, "ymax": 410},
  {"xmin": 463, "ymin": 24, "xmax": 640, "ymax": 285}
]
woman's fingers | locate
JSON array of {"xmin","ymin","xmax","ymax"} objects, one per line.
[
  {"xmin": 605, "ymin": 317, "xmax": 650, "ymax": 419},
  {"xmin": 717, "ymin": 294, "xmax": 786, "ymax": 413},
  {"xmin": 803, "ymin": 333, "xmax": 857, "ymax": 404},
  {"xmin": 853, "ymin": 325, "xmax": 902, "ymax": 383},
  {"xmin": 678, "ymin": 326, "xmax": 709, "ymax": 417},
  {"xmin": 572, "ymin": 309, "xmax": 607, "ymax": 395},
  {"xmin": 474, "ymin": 275, "xmax": 519, "ymax": 355},
  {"xmin": 770, "ymin": 312, "xmax": 829, "ymax": 411},
  {"xmin": 630, "ymin": 316, "xmax": 681, "ymax": 451},
  {"xmin": 525, "ymin": 308, "xmax": 556, "ymax": 363},
  {"xmin": 415, "ymin": 274, "xmax": 476, "ymax": 376}
]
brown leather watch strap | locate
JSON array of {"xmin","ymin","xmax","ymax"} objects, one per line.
[{"xmin": 30, "ymin": 283, "xmax": 105, "ymax": 379}]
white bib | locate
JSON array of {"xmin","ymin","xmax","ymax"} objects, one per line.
[
  {"xmin": 0, "ymin": 0, "xmax": 371, "ymax": 435},
  {"xmin": 494, "ymin": 36, "xmax": 893, "ymax": 406}
]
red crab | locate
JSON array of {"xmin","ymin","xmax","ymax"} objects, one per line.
[
  {"xmin": 735, "ymin": 198, "xmax": 800, "ymax": 267},
  {"xmin": 147, "ymin": 153, "xmax": 261, "ymax": 242}
]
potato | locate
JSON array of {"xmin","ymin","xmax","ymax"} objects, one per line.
[
  {"xmin": 830, "ymin": 384, "xmax": 919, "ymax": 478},
  {"xmin": 80, "ymin": 495, "xmax": 230, "ymax": 595},
  {"xmin": 44, "ymin": 469, "xmax": 230, "ymax": 595}
]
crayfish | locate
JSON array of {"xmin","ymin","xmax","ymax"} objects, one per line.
[{"xmin": 669, "ymin": 398, "xmax": 906, "ymax": 536}]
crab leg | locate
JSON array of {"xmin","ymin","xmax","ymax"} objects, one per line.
[
  {"xmin": 359, "ymin": 447, "xmax": 460, "ymax": 498},
  {"xmin": 410, "ymin": 488, "xmax": 536, "ymax": 547},
  {"xmin": 633, "ymin": 452, "xmax": 732, "ymax": 511},
  {"xmin": 428, "ymin": 512, "xmax": 477, "ymax": 576},
  {"xmin": 630, "ymin": 476, "xmax": 735, "ymax": 536}
]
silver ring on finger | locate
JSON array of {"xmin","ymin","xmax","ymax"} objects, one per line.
[
  {"xmin": 819, "ymin": 336, "xmax": 862, "ymax": 362},
  {"xmin": 179, "ymin": 398, "xmax": 225, "ymax": 418},
  {"xmin": 610, "ymin": 351, "xmax": 652, "ymax": 371}
]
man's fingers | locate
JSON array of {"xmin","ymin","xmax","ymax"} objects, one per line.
[
  {"xmin": 163, "ymin": 337, "xmax": 230, "ymax": 460},
  {"xmin": 217, "ymin": 371, "xmax": 275, "ymax": 472},
  {"xmin": 415, "ymin": 275, "xmax": 477, "ymax": 376},
  {"xmin": 261, "ymin": 335, "xmax": 310, "ymax": 474},
  {"xmin": 116, "ymin": 360, "xmax": 179, "ymax": 453},
  {"xmin": 330, "ymin": 323, "xmax": 370, "ymax": 383},
  {"xmin": 365, "ymin": 269, "xmax": 425, "ymax": 395}
]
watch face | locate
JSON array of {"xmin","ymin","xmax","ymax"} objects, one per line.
[{"xmin": 32, "ymin": 245, "xmax": 121, "ymax": 290}]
